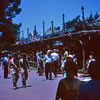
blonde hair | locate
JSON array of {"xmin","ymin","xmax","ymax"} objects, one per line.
[
  {"xmin": 47, "ymin": 50, "xmax": 52, "ymax": 55},
  {"xmin": 64, "ymin": 51, "xmax": 68, "ymax": 59}
]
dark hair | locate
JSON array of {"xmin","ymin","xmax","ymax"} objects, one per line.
[
  {"xmin": 88, "ymin": 61, "xmax": 100, "ymax": 80},
  {"xmin": 13, "ymin": 54, "xmax": 17, "ymax": 58},
  {"xmin": 64, "ymin": 61, "xmax": 78, "ymax": 76},
  {"xmin": 23, "ymin": 54, "xmax": 26, "ymax": 58}
]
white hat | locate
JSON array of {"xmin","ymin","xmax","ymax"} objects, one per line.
[
  {"xmin": 47, "ymin": 50, "xmax": 52, "ymax": 54},
  {"xmin": 64, "ymin": 51, "xmax": 68, "ymax": 56},
  {"xmin": 67, "ymin": 55, "xmax": 73, "ymax": 59}
]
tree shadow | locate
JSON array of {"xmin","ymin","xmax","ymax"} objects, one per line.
[
  {"xmin": 42, "ymin": 78, "xmax": 57, "ymax": 81},
  {"xmin": 7, "ymin": 77, "xmax": 11, "ymax": 79}
]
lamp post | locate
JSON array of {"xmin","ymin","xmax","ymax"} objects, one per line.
[
  {"xmin": 51, "ymin": 20, "xmax": 53, "ymax": 34},
  {"xmin": 81, "ymin": 6, "xmax": 85, "ymax": 23},
  {"xmin": 27, "ymin": 28, "xmax": 29, "ymax": 38},
  {"xmin": 62, "ymin": 13, "xmax": 65, "ymax": 31},
  {"xmin": 81, "ymin": 6, "xmax": 85, "ymax": 29},
  {"xmin": 22, "ymin": 30, "xmax": 24, "ymax": 44},
  {"xmin": 43, "ymin": 21, "xmax": 45, "ymax": 41}
]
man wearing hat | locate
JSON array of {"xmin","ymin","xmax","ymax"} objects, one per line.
[
  {"xmin": 51, "ymin": 49, "xmax": 59, "ymax": 77},
  {"xmin": 44, "ymin": 50, "xmax": 53, "ymax": 80}
]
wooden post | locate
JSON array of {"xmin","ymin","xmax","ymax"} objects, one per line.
[{"xmin": 82, "ymin": 46, "xmax": 86, "ymax": 72}]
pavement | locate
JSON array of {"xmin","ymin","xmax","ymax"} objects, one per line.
[{"xmin": 0, "ymin": 68, "xmax": 63, "ymax": 100}]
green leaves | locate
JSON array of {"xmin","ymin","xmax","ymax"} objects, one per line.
[{"xmin": 0, "ymin": 0, "xmax": 22, "ymax": 50}]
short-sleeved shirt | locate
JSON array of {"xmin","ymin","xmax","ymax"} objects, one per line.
[
  {"xmin": 87, "ymin": 59, "xmax": 96, "ymax": 69},
  {"xmin": 51, "ymin": 52, "xmax": 59, "ymax": 61},
  {"xmin": 44, "ymin": 55, "xmax": 53, "ymax": 63}
]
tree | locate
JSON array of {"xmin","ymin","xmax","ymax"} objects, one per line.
[
  {"xmin": 94, "ymin": 12, "xmax": 99, "ymax": 20},
  {"xmin": 0, "ymin": 0, "xmax": 22, "ymax": 50},
  {"xmin": 87, "ymin": 12, "xmax": 94, "ymax": 23},
  {"xmin": 65, "ymin": 15, "xmax": 81, "ymax": 29}
]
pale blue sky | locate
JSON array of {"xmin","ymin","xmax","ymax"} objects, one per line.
[{"xmin": 13, "ymin": 0, "xmax": 100, "ymax": 37}]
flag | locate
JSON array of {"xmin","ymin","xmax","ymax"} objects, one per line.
[
  {"xmin": 16, "ymin": 41, "xmax": 20, "ymax": 45},
  {"xmin": 32, "ymin": 36, "xmax": 37, "ymax": 40}
]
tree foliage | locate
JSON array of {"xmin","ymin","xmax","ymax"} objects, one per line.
[
  {"xmin": 65, "ymin": 12, "xmax": 100, "ymax": 29},
  {"xmin": 94, "ymin": 12, "xmax": 99, "ymax": 20},
  {"xmin": 0, "ymin": 0, "xmax": 22, "ymax": 50},
  {"xmin": 87, "ymin": 12, "xmax": 93, "ymax": 23},
  {"xmin": 65, "ymin": 15, "xmax": 82, "ymax": 29}
]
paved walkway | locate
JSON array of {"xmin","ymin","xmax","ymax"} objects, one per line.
[{"xmin": 0, "ymin": 68, "xmax": 63, "ymax": 100}]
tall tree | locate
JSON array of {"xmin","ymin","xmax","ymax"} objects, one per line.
[
  {"xmin": 65, "ymin": 15, "xmax": 81, "ymax": 29},
  {"xmin": 0, "ymin": 0, "xmax": 22, "ymax": 50},
  {"xmin": 94, "ymin": 12, "xmax": 99, "ymax": 20},
  {"xmin": 87, "ymin": 12, "xmax": 94, "ymax": 23}
]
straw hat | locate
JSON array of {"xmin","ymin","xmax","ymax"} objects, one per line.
[
  {"xmin": 64, "ymin": 51, "xmax": 68, "ymax": 56},
  {"xmin": 67, "ymin": 55, "xmax": 73, "ymax": 59},
  {"xmin": 47, "ymin": 50, "xmax": 52, "ymax": 54}
]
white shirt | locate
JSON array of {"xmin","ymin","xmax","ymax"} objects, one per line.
[
  {"xmin": 51, "ymin": 52, "xmax": 59, "ymax": 61},
  {"xmin": 44, "ymin": 55, "xmax": 53, "ymax": 63},
  {"xmin": 87, "ymin": 59, "xmax": 96, "ymax": 69}
]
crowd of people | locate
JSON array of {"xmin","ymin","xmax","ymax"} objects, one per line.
[
  {"xmin": 0, "ymin": 53, "xmax": 30, "ymax": 90},
  {"xmin": 0, "ymin": 48, "xmax": 100, "ymax": 100}
]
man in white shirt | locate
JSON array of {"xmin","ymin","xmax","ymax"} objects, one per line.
[
  {"xmin": 51, "ymin": 49, "xmax": 59, "ymax": 77},
  {"xmin": 44, "ymin": 50, "xmax": 53, "ymax": 80},
  {"xmin": 87, "ymin": 54, "xmax": 96, "ymax": 69}
]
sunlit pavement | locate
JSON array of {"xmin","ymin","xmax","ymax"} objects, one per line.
[{"xmin": 0, "ymin": 68, "xmax": 63, "ymax": 100}]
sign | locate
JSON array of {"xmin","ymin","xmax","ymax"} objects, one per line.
[{"xmin": 53, "ymin": 41, "xmax": 63, "ymax": 46}]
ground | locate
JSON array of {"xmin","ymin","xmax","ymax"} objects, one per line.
[{"xmin": 0, "ymin": 68, "xmax": 63, "ymax": 100}]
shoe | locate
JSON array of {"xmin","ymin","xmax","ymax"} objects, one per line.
[
  {"xmin": 23, "ymin": 85, "xmax": 26, "ymax": 88},
  {"xmin": 13, "ymin": 87, "xmax": 16, "ymax": 90},
  {"xmin": 39, "ymin": 73, "xmax": 42, "ymax": 76},
  {"xmin": 55, "ymin": 75, "xmax": 57, "ymax": 78},
  {"xmin": 49, "ymin": 78, "xmax": 52, "ymax": 80}
]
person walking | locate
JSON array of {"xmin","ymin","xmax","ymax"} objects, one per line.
[
  {"xmin": 10, "ymin": 54, "xmax": 19, "ymax": 90},
  {"xmin": 3, "ymin": 54, "xmax": 8, "ymax": 79},
  {"xmin": 87, "ymin": 54, "xmax": 96, "ymax": 69},
  {"xmin": 19, "ymin": 54, "xmax": 29, "ymax": 88},
  {"xmin": 36, "ymin": 51, "xmax": 43, "ymax": 76},
  {"xmin": 44, "ymin": 50, "xmax": 53, "ymax": 80},
  {"xmin": 51, "ymin": 49, "xmax": 59, "ymax": 77}
]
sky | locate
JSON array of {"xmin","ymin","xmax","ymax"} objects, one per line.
[{"xmin": 13, "ymin": 0, "xmax": 100, "ymax": 38}]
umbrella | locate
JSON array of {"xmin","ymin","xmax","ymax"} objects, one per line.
[{"xmin": 1, "ymin": 50, "xmax": 11, "ymax": 54}]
